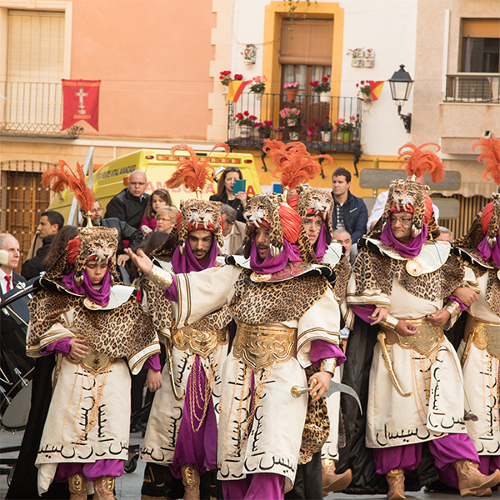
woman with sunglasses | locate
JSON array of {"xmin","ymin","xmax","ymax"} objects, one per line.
[{"xmin": 209, "ymin": 167, "xmax": 248, "ymax": 222}]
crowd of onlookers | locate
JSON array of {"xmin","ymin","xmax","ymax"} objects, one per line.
[{"xmin": 1, "ymin": 165, "xmax": 455, "ymax": 297}]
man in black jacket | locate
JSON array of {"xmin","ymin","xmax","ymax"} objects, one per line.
[
  {"xmin": 81, "ymin": 200, "xmax": 143, "ymax": 283},
  {"xmin": 21, "ymin": 210, "xmax": 64, "ymax": 280},
  {"xmin": 104, "ymin": 170, "xmax": 150, "ymax": 229},
  {"xmin": 0, "ymin": 233, "xmax": 25, "ymax": 297},
  {"xmin": 331, "ymin": 167, "xmax": 368, "ymax": 244}
]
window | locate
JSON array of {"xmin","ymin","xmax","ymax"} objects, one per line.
[
  {"xmin": 462, "ymin": 19, "xmax": 499, "ymax": 73},
  {"xmin": 446, "ymin": 18, "xmax": 500, "ymax": 102},
  {"xmin": 3, "ymin": 10, "xmax": 65, "ymax": 131}
]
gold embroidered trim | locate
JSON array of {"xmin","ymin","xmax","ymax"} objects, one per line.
[
  {"xmin": 469, "ymin": 317, "xmax": 500, "ymax": 360},
  {"xmin": 382, "ymin": 317, "xmax": 444, "ymax": 357},
  {"xmin": 148, "ymin": 265, "xmax": 173, "ymax": 290},
  {"xmin": 233, "ymin": 322, "xmax": 297, "ymax": 372},
  {"xmin": 66, "ymin": 347, "xmax": 116, "ymax": 375},
  {"xmin": 171, "ymin": 326, "xmax": 228, "ymax": 358}
]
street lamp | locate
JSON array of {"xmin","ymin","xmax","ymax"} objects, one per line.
[{"xmin": 388, "ymin": 64, "xmax": 413, "ymax": 133}]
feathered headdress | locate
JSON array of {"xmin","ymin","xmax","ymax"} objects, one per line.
[
  {"xmin": 455, "ymin": 137, "xmax": 500, "ymax": 249},
  {"xmin": 372, "ymin": 143, "xmax": 444, "ymax": 240},
  {"xmin": 165, "ymin": 144, "xmax": 228, "ymax": 254},
  {"xmin": 263, "ymin": 140, "xmax": 332, "ymax": 198},
  {"xmin": 398, "ymin": 142, "xmax": 445, "ymax": 184},
  {"xmin": 42, "ymin": 160, "xmax": 96, "ymax": 223}
]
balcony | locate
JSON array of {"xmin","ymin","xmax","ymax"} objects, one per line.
[
  {"xmin": 226, "ymin": 93, "xmax": 362, "ymax": 155},
  {"xmin": 445, "ymin": 74, "xmax": 500, "ymax": 103},
  {"xmin": 0, "ymin": 81, "xmax": 82, "ymax": 138}
]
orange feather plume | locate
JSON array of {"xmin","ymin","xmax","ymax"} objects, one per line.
[
  {"xmin": 42, "ymin": 160, "xmax": 95, "ymax": 213},
  {"xmin": 263, "ymin": 140, "xmax": 332, "ymax": 190},
  {"xmin": 398, "ymin": 143, "xmax": 445, "ymax": 184},
  {"xmin": 473, "ymin": 137, "xmax": 500, "ymax": 186},
  {"xmin": 166, "ymin": 144, "xmax": 228, "ymax": 193}
]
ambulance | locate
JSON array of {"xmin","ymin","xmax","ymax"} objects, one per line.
[{"xmin": 47, "ymin": 148, "xmax": 262, "ymax": 222}]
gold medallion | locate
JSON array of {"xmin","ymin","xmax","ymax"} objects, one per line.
[
  {"xmin": 250, "ymin": 272, "xmax": 272, "ymax": 282},
  {"xmin": 83, "ymin": 297, "xmax": 102, "ymax": 310},
  {"xmin": 406, "ymin": 260, "xmax": 423, "ymax": 277}
]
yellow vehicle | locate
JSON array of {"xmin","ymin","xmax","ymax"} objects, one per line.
[{"xmin": 48, "ymin": 148, "xmax": 262, "ymax": 222}]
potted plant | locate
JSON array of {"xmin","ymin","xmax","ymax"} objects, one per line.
[
  {"xmin": 309, "ymin": 75, "xmax": 331, "ymax": 102},
  {"xmin": 235, "ymin": 111, "xmax": 257, "ymax": 138},
  {"xmin": 319, "ymin": 118, "xmax": 334, "ymax": 143},
  {"xmin": 249, "ymin": 75, "xmax": 267, "ymax": 100},
  {"xmin": 274, "ymin": 126, "xmax": 285, "ymax": 140},
  {"xmin": 255, "ymin": 120, "xmax": 273, "ymax": 139},
  {"xmin": 219, "ymin": 71, "xmax": 243, "ymax": 94},
  {"xmin": 356, "ymin": 80, "xmax": 372, "ymax": 101},
  {"xmin": 334, "ymin": 115, "xmax": 357, "ymax": 143},
  {"xmin": 241, "ymin": 44, "xmax": 257, "ymax": 65},
  {"xmin": 283, "ymin": 81, "xmax": 299, "ymax": 102},
  {"xmin": 306, "ymin": 121, "xmax": 319, "ymax": 142},
  {"xmin": 279, "ymin": 107, "xmax": 300, "ymax": 127}
]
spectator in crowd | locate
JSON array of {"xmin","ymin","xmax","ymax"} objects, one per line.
[
  {"xmin": 104, "ymin": 170, "xmax": 150, "ymax": 229},
  {"xmin": 331, "ymin": 167, "xmax": 368, "ymax": 244},
  {"xmin": 43, "ymin": 225, "xmax": 79, "ymax": 269},
  {"xmin": 220, "ymin": 204, "xmax": 245, "ymax": 255},
  {"xmin": 210, "ymin": 166, "xmax": 247, "ymax": 222},
  {"xmin": 81, "ymin": 200, "xmax": 143, "ymax": 284},
  {"xmin": 21, "ymin": 210, "xmax": 64, "ymax": 280},
  {"xmin": 155, "ymin": 206, "xmax": 178, "ymax": 235},
  {"xmin": 141, "ymin": 189, "xmax": 173, "ymax": 236},
  {"xmin": 333, "ymin": 228, "xmax": 353, "ymax": 258},
  {"xmin": 436, "ymin": 226, "xmax": 453, "ymax": 242},
  {"xmin": 366, "ymin": 177, "xmax": 440, "ymax": 231},
  {"xmin": 0, "ymin": 233, "xmax": 24, "ymax": 297}
]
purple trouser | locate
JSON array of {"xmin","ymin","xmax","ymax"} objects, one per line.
[
  {"xmin": 222, "ymin": 473, "xmax": 285, "ymax": 500},
  {"xmin": 170, "ymin": 355, "xmax": 218, "ymax": 478},
  {"xmin": 373, "ymin": 433, "xmax": 479, "ymax": 488},
  {"xmin": 55, "ymin": 460, "xmax": 124, "ymax": 482}
]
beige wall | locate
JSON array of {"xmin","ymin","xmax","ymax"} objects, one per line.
[
  {"xmin": 413, "ymin": 0, "xmax": 499, "ymax": 196},
  {"xmin": 69, "ymin": 0, "xmax": 216, "ymax": 140}
]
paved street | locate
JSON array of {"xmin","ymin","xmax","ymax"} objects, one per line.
[{"xmin": 0, "ymin": 428, "xmax": 468, "ymax": 500}]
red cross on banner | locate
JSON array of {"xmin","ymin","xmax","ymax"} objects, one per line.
[{"xmin": 62, "ymin": 79, "xmax": 101, "ymax": 131}]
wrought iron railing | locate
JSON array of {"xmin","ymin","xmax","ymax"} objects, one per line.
[
  {"xmin": 445, "ymin": 74, "xmax": 500, "ymax": 103},
  {"xmin": 0, "ymin": 81, "xmax": 82, "ymax": 138},
  {"xmin": 227, "ymin": 93, "xmax": 362, "ymax": 154}
]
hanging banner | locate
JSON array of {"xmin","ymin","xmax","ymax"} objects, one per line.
[{"xmin": 62, "ymin": 79, "xmax": 101, "ymax": 131}]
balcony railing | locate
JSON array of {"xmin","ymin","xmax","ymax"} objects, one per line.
[
  {"xmin": 0, "ymin": 81, "xmax": 82, "ymax": 138},
  {"xmin": 227, "ymin": 93, "xmax": 362, "ymax": 154},
  {"xmin": 445, "ymin": 74, "xmax": 500, "ymax": 103}
]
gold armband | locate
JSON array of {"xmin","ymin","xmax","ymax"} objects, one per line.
[
  {"xmin": 148, "ymin": 265, "xmax": 173, "ymax": 290},
  {"xmin": 320, "ymin": 358, "xmax": 337, "ymax": 375},
  {"xmin": 444, "ymin": 300, "xmax": 461, "ymax": 320},
  {"xmin": 380, "ymin": 314, "xmax": 399, "ymax": 331}
]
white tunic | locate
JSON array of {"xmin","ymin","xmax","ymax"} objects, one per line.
[
  {"xmin": 458, "ymin": 270, "xmax": 500, "ymax": 456},
  {"xmin": 172, "ymin": 264, "xmax": 341, "ymax": 491},
  {"xmin": 347, "ymin": 253, "xmax": 475, "ymax": 449}
]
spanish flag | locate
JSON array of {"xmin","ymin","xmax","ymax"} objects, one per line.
[
  {"xmin": 369, "ymin": 81, "xmax": 384, "ymax": 101},
  {"xmin": 227, "ymin": 80, "xmax": 251, "ymax": 102}
]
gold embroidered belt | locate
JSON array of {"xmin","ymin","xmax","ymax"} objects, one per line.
[
  {"xmin": 171, "ymin": 326, "xmax": 228, "ymax": 358},
  {"xmin": 232, "ymin": 322, "xmax": 297, "ymax": 372},
  {"xmin": 67, "ymin": 348, "xmax": 116, "ymax": 375},
  {"xmin": 382, "ymin": 317, "xmax": 444, "ymax": 357},
  {"xmin": 465, "ymin": 317, "xmax": 500, "ymax": 361}
]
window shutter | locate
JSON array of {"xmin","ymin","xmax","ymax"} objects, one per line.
[
  {"xmin": 463, "ymin": 19, "xmax": 500, "ymax": 38},
  {"xmin": 7, "ymin": 10, "xmax": 65, "ymax": 83},
  {"xmin": 280, "ymin": 20, "xmax": 333, "ymax": 65}
]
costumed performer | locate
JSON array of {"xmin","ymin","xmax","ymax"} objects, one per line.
[
  {"xmin": 126, "ymin": 148, "xmax": 344, "ymax": 500},
  {"xmin": 24, "ymin": 162, "xmax": 161, "ymax": 500},
  {"xmin": 344, "ymin": 143, "xmax": 500, "ymax": 499},
  {"xmin": 453, "ymin": 136, "xmax": 500, "ymax": 494},
  {"xmin": 140, "ymin": 144, "xmax": 230, "ymax": 500}
]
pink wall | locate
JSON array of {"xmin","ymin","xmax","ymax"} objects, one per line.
[{"xmin": 71, "ymin": 0, "xmax": 216, "ymax": 139}]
